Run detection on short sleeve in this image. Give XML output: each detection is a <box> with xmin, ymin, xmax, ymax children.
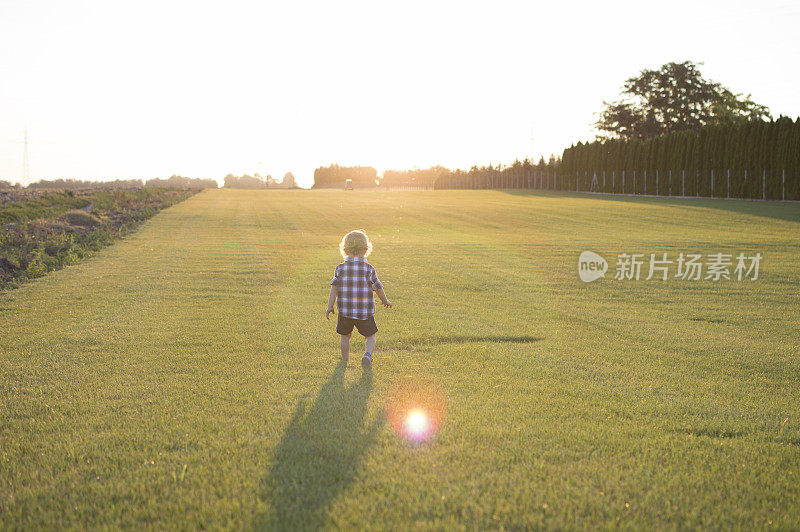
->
<box><xmin>369</xmin><ymin>266</ymin><xmax>383</xmax><ymax>290</ymax></box>
<box><xmin>330</xmin><ymin>265</ymin><xmax>342</xmax><ymax>287</ymax></box>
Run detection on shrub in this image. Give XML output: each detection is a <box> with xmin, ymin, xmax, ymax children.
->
<box><xmin>25</xmin><ymin>258</ymin><xmax>48</xmax><ymax>278</ymax></box>
<box><xmin>1</xmin><ymin>187</ymin><xmax>197</xmax><ymax>290</ymax></box>
<box><xmin>0</xmin><ymin>193</ymin><xmax>91</xmax><ymax>224</ymax></box>
<box><xmin>0</xmin><ymin>256</ymin><xmax>19</xmax><ymax>276</ymax></box>
<box><xmin>61</xmin><ymin>210</ymin><xmax>102</xmax><ymax>228</ymax></box>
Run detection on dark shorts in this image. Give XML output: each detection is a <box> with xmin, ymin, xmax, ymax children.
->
<box><xmin>336</xmin><ymin>314</ymin><xmax>378</xmax><ymax>337</ymax></box>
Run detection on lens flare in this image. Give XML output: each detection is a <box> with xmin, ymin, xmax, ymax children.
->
<box><xmin>405</xmin><ymin>409</ymin><xmax>430</xmax><ymax>439</ymax></box>
<box><xmin>386</xmin><ymin>377</ymin><xmax>446</xmax><ymax>444</ymax></box>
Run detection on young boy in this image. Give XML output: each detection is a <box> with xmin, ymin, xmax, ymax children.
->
<box><xmin>326</xmin><ymin>230</ymin><xmax>391</xmax><ymax>368</ymax></box>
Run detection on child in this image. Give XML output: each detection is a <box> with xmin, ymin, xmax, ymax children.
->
<box><xmin>326</xmin><ymin>230</ymin><xmax>391</xmax><ymax>368</ymax></box>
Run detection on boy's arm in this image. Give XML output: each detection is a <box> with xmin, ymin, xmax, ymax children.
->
<box><xmin>326</xmin><ymin>285</ymin><xmax>338</xmax><ymax>319</ymax></box>
<box><xmin>374</xmin><ymin>287</ymin><xmax>392</xmax><ymax>308</ymax></box>
<box><xmin>369</xmin><ymin>266</ymin><xmax>391</xmax><ymax>308</ymax></box>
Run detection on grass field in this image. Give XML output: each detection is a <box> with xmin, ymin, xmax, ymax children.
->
<box><xmin>2</xmin><ymin>189</ymin><xmax>799</xmax><ymax>529</ymax></box>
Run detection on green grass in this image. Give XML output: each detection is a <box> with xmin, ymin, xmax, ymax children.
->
<box><xmin>0</xmin><ymin>192</ymin><xmax>90</xmax><ymax>224</ymax></box>
<box><xmin>0</xmin><ymin>187</ymin><xmax>197</xmax><ymax>290</ymax></box>
<box><xmin>1</xmin><ymin>189</ymin><xmax>799</xmax><ymax>529</ymax></box>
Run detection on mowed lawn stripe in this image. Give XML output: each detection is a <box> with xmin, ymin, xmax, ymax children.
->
<box><xmin>1</xmin><ymin>190</ymin><xmax>305</xmax><ymax>527</ymax></box>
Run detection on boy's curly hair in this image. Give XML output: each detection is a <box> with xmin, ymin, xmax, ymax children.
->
<box><xmin>339</xmin><ymin>230</ymin><xmax>372</xmax><ymax>259</ymax></box>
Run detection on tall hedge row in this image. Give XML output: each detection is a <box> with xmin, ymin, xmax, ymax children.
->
<box><xmin>432</xmin><ymin>118</ymin><xmax>799</xmax><ymax>200</ymax></box>
<box><xmin>560</xmin><ymin>117</ymin><xmax>800</xmax><ymax>199</ymax></box>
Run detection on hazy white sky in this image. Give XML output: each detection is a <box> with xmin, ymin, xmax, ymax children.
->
<box><xmin>1</xmin><ymin>0</ymin><xmax>798</xmax><ymax>188</ymax></box>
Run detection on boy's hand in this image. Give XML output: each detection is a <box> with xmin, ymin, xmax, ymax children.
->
<box><xmin>326</xmin><ymin>307</ymin><xmax>335</xmax><ymax>320</ymax></box>
<box><xmin>374</xmin><ymin>287</ymin><xmax>391</xmax><ymax>309</ymax></box>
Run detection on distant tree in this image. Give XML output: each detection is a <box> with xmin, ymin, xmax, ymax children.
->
<box><xmin>145</xmin><ymin>175</ymin><xmax>217</xmax><ymax>189</ymax></box>
<box><xmin>281</xmin><ymin>172</ymin><xmax>296</xmax><ymax>188</ymax></box>
<box><xmin>432</xmin><ymin>157</ymin><xmax>559</xmax><ymax>190</ymax></box>
<box><xmin>223</xmin><ymin>174</ymin><xmax>266</xmax><ymax>189</ymax></box>
<box><xmin>710</xmin><ymin>88</ymin><xmax>772</xmax><ymax>125</ymax></box>
<box><xmin>29</xmin><ymin>178</ymin><xmax>144</xmax><ymax>190</ymax></box>
<box><xmin>313</xmin><ymin>165</ymin><xmax>378</xmax><ymax>188</ymax></box>
<box><xmin>596</xmin><ymin>61</ymin><xmax>771</xmax><ymax>140</ymax></box>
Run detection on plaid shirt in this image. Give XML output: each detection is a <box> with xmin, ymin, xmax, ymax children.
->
<box><xmin>330</xmin><ymin>256</ymin><xmax>383</xmax><ymax>320</ymax></box>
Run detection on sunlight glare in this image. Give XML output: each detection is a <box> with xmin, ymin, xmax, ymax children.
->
<box><xmin>405</xmin><ymin>409</ymin><xmax>430</xmax><ymax>439</ymax></box>
<box><xmin>386</xmin><ymin>377</ymin><xmax>445</xmax><ymax>445</ymax></box>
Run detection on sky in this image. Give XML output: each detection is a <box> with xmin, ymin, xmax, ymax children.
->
<box><xmin>1</xmin><ymin>0</ymin><xmax>798</xmax><ymax>188</ymax></box>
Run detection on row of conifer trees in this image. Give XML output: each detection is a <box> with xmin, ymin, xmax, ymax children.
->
<box><xmin>558</xmin><ymin>116</ymin><xmax>800</xmax><ymax>199</ymax></box>
<box><xmin>434</xmin><ymin>117</ymin><xmax>800</xmax><ymax>200</ymax></box>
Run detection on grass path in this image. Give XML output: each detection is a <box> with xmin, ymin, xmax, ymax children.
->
<box><xmin>1</xmin><ymin>189</ymin><xmax>799</xmax><ymax>529</ymax></box>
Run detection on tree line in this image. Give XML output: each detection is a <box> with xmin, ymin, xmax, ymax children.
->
<box><xmin>560</xmin><ymin>116</ymin><xmax>800</xmax><ymax>199</ymax></box>
<box><xmin>403</xmin><ymin>61</ymin><xmax>800</xmax><ymax>200</ymax></box>
<box><xmin>381</xmin><ymin>166</ymin><xmax>448</xmax><ymax>188</ymax></box>
<box><xmin>431</xmin><ymin>118</ymin><xmax>800</xmax><ymax>200</ymax></box>
<box><xmin>312</xmin><ymin>165</ymin><xmax>378</xmax><ymax>188</ymax></box>
<box><xmin>223</xmin><ymin>172</ymin><xmax>297</xmax><ymax>189</ymax></box>
<box><xmin>144</xmin><ymin>175</ymin><xmax>218</xmax><ymax>189</ymax></box>
<box><xmin>313</xmin><ymin>160</ymin><xmax>562</xmax><ymax>190</ymax></box>
<box><xmin>433</xmin><ymin>157</ymin><xmax>559</xmax><ymax>190</ymax></box>
<box><xmin>0</xmin><ymin>176</ymin><xmax>218</xmax><ymax>190</ymax></box>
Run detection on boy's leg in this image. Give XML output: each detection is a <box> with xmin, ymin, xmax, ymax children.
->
<box><xmin>365</xmin><ymin>334</ymin><xmax>376</xmax><ymax>357</ymax></box>
<box><xmin>340</xmin><ymin>333</ymin><xmax>351</xmax><ymax>362</ymax></box>
<box><xmin>362</xmin><ymin>334</ymin><xmax>376</xmax><ymax>368</ymax></box>
<box><xmin>356</xmin><ymin>317</ymin><xmax>378</xmax><ymax>369</ymax></box>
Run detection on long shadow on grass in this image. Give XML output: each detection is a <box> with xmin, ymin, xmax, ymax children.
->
<box><xmin>420</xmin><ymin>334</ymin><xmax>543</xmax><ymax>344</ymax></box>
<box><xmin>255</xmin><ymin>361</ymin><xmax>384</xmax><ymax>530</ymax></box>
<box><xmin>500</xmin><ymin>189</ymin><xmax>800</xmax><ymax>224</ymax></box>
